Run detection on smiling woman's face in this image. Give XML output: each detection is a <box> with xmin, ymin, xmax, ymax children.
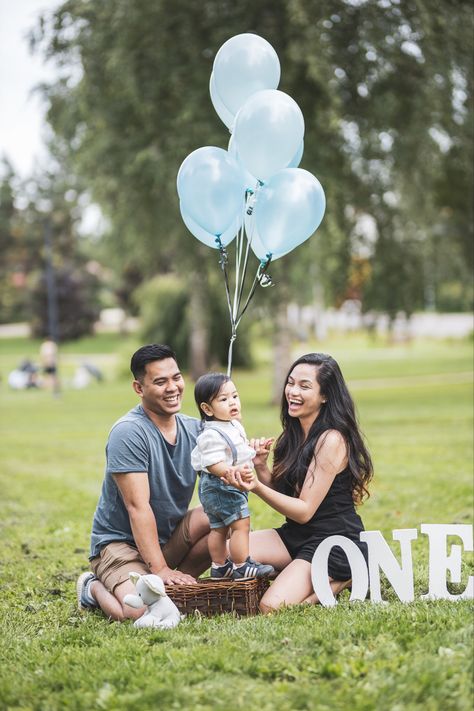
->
<box><xmin>284</xmin><ymin>363</ymin><xmax>326</xmax><ymax>421</ymax></box>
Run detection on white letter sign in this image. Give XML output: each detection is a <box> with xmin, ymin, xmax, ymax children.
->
<box><xmin>311</xmin><ymin>535</ymin><xmax>369</xmax><ymax>607</ymax></box>
<box><xmin>420</xmin><ymin>524</ymin><xmax>473</xmax><ymax>600</ymax></box>
<box><xmin>360</xmin><ymin>529</ymin><xmax>418</xmax><ymax>603</ymax></box>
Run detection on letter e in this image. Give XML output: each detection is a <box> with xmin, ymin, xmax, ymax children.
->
<box><xmin>421</xmin><ymin>524</ymin><xmax>473</xmax><ymax>600</ymax></box>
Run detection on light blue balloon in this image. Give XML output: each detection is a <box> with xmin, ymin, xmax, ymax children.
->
<box><xmin>288</xmin><ymin>140</ymin><xmax>304</xmax><ymax>168</ymax></box>
<box><xmin>228</xmin><ymin>136</ymin><xmax>301</xmax><ymax>189</ymax></box>
<box><xmin>228</xmin><ymin>134</ymin><xmax>259</xmax><ymax>192</ymax></box>
<box><xmin>177</xmin><ymin>146</ymin><xmax>246</xmax><ymax>236</ymax></box>
<box><xmin>253</xmin><ymin>168</ymin><xmax>326</xmax><ymax>258</ymax></box>
<box><xmin>209</xmin><ymin>72</ymin><xmax>234</xmax><ymax>130</ymax></box>
<box><xmin>233</xmin><ymin>90</ymin><xmax>305</xmax><ymax>181</ymax></box>
<box><xmin>213</xmin><ymin>33</ymin><xmax>280</xmax><ymax>116</ymax></box>
<box><xmin>244</xmin><ymin>210</ymin><xmax>292</xmax><ymax>262</ymax></box>
<box><xmin>180</xmin><ymin>203</ymin><xmax>241</xmax><ymax>249</ymax></box>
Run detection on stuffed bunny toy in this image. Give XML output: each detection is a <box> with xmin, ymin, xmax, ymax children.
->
<box><xmin>123</xmin><ymin>572</ymin><xmax>182</xmax><ymax>629</ymax></box>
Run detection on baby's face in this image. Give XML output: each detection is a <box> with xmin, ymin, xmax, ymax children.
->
<box><xmin>207</xmin><ymin>380</ymin><xmax>241</xmax><ymax>421</ymax></box>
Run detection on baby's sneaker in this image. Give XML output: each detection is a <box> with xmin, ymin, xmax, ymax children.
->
<box><xmin>210</xmin><ymin>559</ymin><xmax>234</xmax><ymax>580</ymax></box>
<box><xmin>233</xmin><ymin>557</ymin><xmax>275</xmax><ymax>580</ymax></box>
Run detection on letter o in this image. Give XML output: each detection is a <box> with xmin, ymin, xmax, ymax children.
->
<box><xmin>311</xmin><ymin>535</ymin><xmax>369</xmax><ymax>607</ymax></box>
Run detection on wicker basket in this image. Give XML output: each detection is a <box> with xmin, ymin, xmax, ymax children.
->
<box><xmin>165</xmin><ymin>577</ymin><xmax>270</xmax><ymax>617</ymax></box>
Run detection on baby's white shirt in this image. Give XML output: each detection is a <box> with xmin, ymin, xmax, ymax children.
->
<box><xmin>191</xmin><ymin>420</ymin><xmax>255</xmax><ymax>472</ymax></box>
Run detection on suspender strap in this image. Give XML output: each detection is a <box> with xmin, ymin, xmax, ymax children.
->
<box><xmin>203</xmin><ymin>425</ymin><xmax>238</xmax><ymax>466</ymax></box>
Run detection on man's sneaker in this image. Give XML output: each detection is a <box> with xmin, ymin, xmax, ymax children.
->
<box><xmin>76</xmin><ymin>572</ymin><xmax>98</xmax><ymax>610</ymax></box>
<box><xmin>211</xmin><ymin>559</ymin><xmax>234</xmax><ymax>580</ymax></box>
<box><xmin>233</xmin><ymin>557</ymin><xmax>275</xmax><ymax>580</ymax></box>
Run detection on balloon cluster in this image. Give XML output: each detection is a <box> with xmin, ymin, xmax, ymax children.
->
<box><xmin>177</xmin><ymin>33</ymin><xmax>326</xmax><ymax>374</ymax></box>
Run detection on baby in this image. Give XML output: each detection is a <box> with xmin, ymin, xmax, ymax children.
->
<box><xmin>191</xmin><ymin>373</ymin><xmax>274</xmax><ymax>580</ymax></box>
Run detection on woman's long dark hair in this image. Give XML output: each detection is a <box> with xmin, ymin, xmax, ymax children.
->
<box><xmin>272</xmin><ymin>353</ymin><xmax>373</xmax><ymax>504</ymax></box>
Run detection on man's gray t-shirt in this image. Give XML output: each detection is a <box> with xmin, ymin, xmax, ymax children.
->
<box><xmin>90</xmin><ymin>405</ymin><xmax>201</xmax><ymax>559</ymax></box>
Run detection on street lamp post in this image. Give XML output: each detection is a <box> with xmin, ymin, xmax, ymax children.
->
<box><xmin>43</xmin><ymin>217</ymin><xmax>60</xmax><ymax>396</ymax></box>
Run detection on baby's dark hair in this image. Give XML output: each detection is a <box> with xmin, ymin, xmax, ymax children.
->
<box><xmin>194</xmin><ymin>372</ymin><xmax>230</xmax><ymax>421</ymax></box>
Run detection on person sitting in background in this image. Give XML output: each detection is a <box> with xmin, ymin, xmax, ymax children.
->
<box><xmin>39</xmin><ymin>338</ymin><xmax>59</xmax><ymax>391</ymax></box>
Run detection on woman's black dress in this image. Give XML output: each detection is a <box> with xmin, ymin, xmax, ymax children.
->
<box><xmin>274</xmin><ymin>467</ymin><xmax>368</xmax><ymax>581</ymax></box>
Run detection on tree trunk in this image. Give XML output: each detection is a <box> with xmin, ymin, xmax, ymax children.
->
<box><xmin>271</xmin><ymin>301</ymin><xmax>292</xmax><ymax>405</ymax></box>
<box><xmin>188</xmin><ymin>276</ymin><xmax>208</xmax><ymax>381</ymax></box>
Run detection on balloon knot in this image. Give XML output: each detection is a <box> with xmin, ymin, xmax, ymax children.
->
<box><xmin>216</xmin><ymin>236</ymin><xmax>228</xmax><ymax>268</ymax></box>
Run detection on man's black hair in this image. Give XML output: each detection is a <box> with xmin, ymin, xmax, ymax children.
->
<box><xmin>130</xmin><ymin>344</ymin><xmax>177</xmax><ymax>381</ymax></box>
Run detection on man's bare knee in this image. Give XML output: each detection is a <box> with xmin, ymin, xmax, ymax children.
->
<box><xmin>121</xmin><ymin>603</ymin><xmax>146</xmax><ymax>621</ymax></box>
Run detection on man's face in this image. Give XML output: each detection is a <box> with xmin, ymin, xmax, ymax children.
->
<box><xmin>133</xmin><ymin>358</ymin><xmax>184</xmax><ymax>417</ymax></box>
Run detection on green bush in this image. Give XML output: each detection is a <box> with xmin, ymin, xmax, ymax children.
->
<box><xmin>135</xmin><ymin>273</ymin><xmax>252</xmax><ymax>372</ymax></box>
<box><xmin>136</xmin><ymin>274</ymin><xmax>190</xmax><ymax>364</ymax></box>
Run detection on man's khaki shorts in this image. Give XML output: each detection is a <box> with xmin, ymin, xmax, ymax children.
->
<box><xmin>90</xmin><ymin>508</ymin><xmax>193</xmax><ymax>593</ymax></box>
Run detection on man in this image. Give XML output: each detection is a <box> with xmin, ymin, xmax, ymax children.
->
<box><xmin>76</xmin><ymin>344</ymin><xmax>211</xmax><ymax>621</ymax></box>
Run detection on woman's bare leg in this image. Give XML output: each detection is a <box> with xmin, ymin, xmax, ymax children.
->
<box><xmin>302</xmin><ymin>579</ymin><xmax>352</xmax><ymax>605</ymax></box>
<box><xmin>259</xmin><ymin>559</ymin><xmax>315</xmax><ymax>613</ymax></box>
<box><xmin>248</xmin><ymin>529</ymin><xmax>292</xmax><ymax>570</ymax></box>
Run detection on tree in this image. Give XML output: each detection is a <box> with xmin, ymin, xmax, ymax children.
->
<box><xmin>0</xmin><ymin>160</ymin><xmax>23</xmax><ymax>323</ymax></box>
<box><xmin>30</xmin><ymin>263</ymin><xmax>101</xmax><ymax>340</ymax></box>
<box><xmin>32</xmin><ymin>0</ymin><xmax>473</xmax><ymax>369</ymax></box>
<box><xmin>0</xmin><ymin>156</ymin><xmax>104</xmax><ymax>339</ymax></box>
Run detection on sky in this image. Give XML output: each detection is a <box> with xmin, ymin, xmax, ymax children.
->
<box><xmin>0</xmin><ymin>0</ymin><xmax>61</xmax><ymax>178</ymax></box>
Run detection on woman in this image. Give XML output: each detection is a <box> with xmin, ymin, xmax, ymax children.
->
<box><xmin>231</xmin><ymin>353</ymin><xmax>373</xmax><ymax>613</ymax></box>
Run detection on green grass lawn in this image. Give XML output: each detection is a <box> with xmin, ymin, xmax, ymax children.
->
<box><xmin>0</xmin><ymin>334</ymin><xmax>472</xmax><ymax>710</ymax></box>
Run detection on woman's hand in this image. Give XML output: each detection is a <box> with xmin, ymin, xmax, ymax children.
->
<box><xmin>250</xmin><ymin>437</ymin><xmax>274</xmax><ymax>468</ymax></box>
<box><xmin>221</xmin><ymin>468</ymin><xmax>259</xmax><ymax>492</ymax></box>
<box><xmin>220</xmin><ymin>464</ymin><xmax>253</xmax><ymax>486</ymax></box>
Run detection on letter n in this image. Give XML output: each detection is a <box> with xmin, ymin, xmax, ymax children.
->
<box><xmin>360</xmin><ymin>529</ymin><xmax>418</xmax><ymax>603</ymax></box>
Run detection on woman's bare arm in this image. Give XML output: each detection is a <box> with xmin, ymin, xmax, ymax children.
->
<box><xmin>234</xmin><ymin>430</ymin><xmax>347</xmax><ymax>524</ymax></box>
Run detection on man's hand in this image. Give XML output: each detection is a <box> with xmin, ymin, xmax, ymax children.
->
<box><xmin>154</xmin><ymin>566</ymin><xmax>196</xmax><ymax>585</ymax></box>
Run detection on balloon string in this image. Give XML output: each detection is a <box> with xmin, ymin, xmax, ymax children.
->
<box><xmin>220</xmin><ymin>185</ymin><xmax>268</xmax><ymax>375</ymax></box>
<box><xmin>216</xmin><ymin>236</ymin><xmax>235</xmax><ymax>337</ymax></box>
<box><xmin>235</xmin><ymin>256</ymin><xmax>272</xmax><ymax>328</ymax></box>
<box><xmin>233</xmin><ymin>219</ymin><xmax>245</xmax><ymax>320</ymax></box>
<box><xmin>235</xmin><ymin>190</ymin><xmax>253</xmax><ymax>319</ymax></box>
<box><xmin>227</xmin><ymin>331</ymin><xmax>237</xmax><ymax>377</ymax></box>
